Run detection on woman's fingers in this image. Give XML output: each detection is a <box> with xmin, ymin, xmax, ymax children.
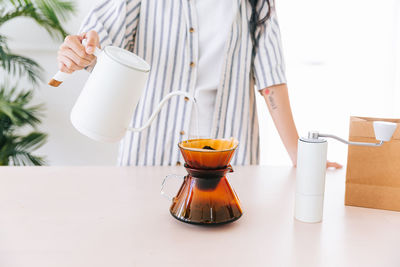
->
<box><xmin>84</xmin><ymin>30</ymin><xmax>100</xmax><ymax>54</ymax></box>
<box><xmin>57</xmin><ymin>54</ymin><xmax>81</xmax><ymax>73</ymax></box>
<box><xmin>63</xmin><ymin>35</ymin><xmax>87</xmax><ymax>58</ymax></box>
<box><xmin>58</xmin><ymin>62</ymin><xmax>73</xmax><ymax>74</ymax></box>
<box><xmin>60</xmin><ymin>38</ymin><xmax>96</xmax><ymax>63</ymax></box>
<box><xmin>327</xmin><ymin>161</ymin><xmax>343</xmax><ymax>169</ymax></box>
<box><xmin>57</xmin><ymin>34</ymin><xmax>97</xmax><ymax>73</ymax></box>
<box><xmin>59</xmin><ymin>47</ymin><xmax>92</xmax><ymax>68</ymax></box>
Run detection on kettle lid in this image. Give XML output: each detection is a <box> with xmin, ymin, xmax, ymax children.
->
<box><xmin>104</xmin><ymin>46</ymin><xmax>150</xmax><ymax>72</ymax></box>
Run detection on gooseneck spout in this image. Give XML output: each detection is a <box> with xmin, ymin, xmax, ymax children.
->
<box><xmin>127</xmin><ymin>91</ymin><xmax>195</xmax><ymax>132</ymax></box>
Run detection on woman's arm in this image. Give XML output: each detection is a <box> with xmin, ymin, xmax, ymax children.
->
<box><xmin>261</xmin><ymin>84</ymin><xmax>299</xmax><ymax>166</ymax></box>
<box><xmin>261</xmin><ymin>84</ymin><xmax>342</xmax><ymax>169</ymax></box>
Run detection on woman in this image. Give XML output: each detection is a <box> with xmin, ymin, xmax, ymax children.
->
<box><xmin>57</xmin><ymin>0</ymin><xmax>341</xmax><ymax>168</ymax></box>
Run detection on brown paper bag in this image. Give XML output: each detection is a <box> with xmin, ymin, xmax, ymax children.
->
<box><xmin>345</xmin><ymin>116</ymin><xmax>400</xmax><ymax>211</ymax></box>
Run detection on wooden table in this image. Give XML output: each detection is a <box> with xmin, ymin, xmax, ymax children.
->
<box><xmin>0</xmin><ymin>166</ymin><xmax>398</xmax><ymax>267</ymax></box>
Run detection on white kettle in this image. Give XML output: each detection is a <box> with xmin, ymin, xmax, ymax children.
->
<box><xmin>50</xmin><ymin>44</ymin><xmax>193</xmax><ymax>143</ymax></box>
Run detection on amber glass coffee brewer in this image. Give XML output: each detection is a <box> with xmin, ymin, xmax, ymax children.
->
<box><xmin>161</xmin><ymin>138</ymin><xmax>243</xmax><ymax>225</ymax></box>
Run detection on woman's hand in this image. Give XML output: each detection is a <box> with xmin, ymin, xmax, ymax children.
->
<box><xmin>327</xmin><ymin>161</ymin><xmax>343</xmax><ymax>169</ymax></box>
<box><xmin>57</xmin><ymin>30</ymin><xmax>100</xmax><ymax>73</ymax></box>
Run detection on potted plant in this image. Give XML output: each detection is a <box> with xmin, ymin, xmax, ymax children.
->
<box><xmin>0</xmin><ymin>0</ymin><xmax>75</xmax><ymax>165</ymax></box>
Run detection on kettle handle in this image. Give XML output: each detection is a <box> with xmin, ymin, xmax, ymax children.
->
<box><xmin>128</xmin><ymin>91</ymin><xmax>195</xmax><ymax>132</ymax></box>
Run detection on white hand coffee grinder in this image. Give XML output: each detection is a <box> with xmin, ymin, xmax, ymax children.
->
<box><xmin>295</xmin><ymin>121</ymin><xmax>397</xmax><ymax>223</ymax></box>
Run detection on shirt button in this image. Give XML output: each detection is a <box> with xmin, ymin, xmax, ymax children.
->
<box><xmin>180</xmin><ymin>130</ymin><xmax>185</xmax><ymax>135</ymax></box>
<box><xmin>189</xmin><ymin>27</ymin><xmax>195</xmax><ymax>33</ymax></box>
<box><xmin>184</xmin><ymin>96</ymin><xmax>190</xmax><ymax>102</ymax></box>
<box><xmin>190</xmin><ymin>62</ymin><xmax>195</xmax><ymax>68</ymax></box>
<box><xmin>176</xmin><ymin>161</ymin><xmax>181</xmax><ymax>166</ymax></box>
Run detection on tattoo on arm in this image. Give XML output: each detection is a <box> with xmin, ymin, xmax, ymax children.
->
<box><xmin>268</xmin><ymin>91</ymin><xmax>278</xmax><ymax>110</ymax></box>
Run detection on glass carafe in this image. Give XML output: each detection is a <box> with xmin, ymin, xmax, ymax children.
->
<box><xmin>162</xmin><ymin>138</ymin><xmax>243</xmax><ymax>225</ymax></box>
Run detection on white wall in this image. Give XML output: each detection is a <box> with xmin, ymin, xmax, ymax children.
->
<box><xmin>1</xmin><ymin>0</ymin><xmax>398</xmax><ymax>166</ymax></box>
<box><xmin>258</xmin><ymin>0</ymin><xmax>400</xmax><ymax>165</ymax></box>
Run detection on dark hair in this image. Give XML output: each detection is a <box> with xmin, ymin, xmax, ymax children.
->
<box><xmin>248</xmin><ymin>0</ymin><xmax>273</xmax><ymax>72</ymax></box>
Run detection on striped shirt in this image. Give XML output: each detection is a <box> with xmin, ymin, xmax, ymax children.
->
<box><xmin>79</xmin><ymin>0</ymin><xmax>287</xmax><ymax>166</ymax></box>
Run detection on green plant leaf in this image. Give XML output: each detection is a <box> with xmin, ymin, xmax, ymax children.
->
<box><xmin>0</xmin><ymin>50</ymin><xmax>43</xmax><ymax>86</ymax></box>
<box><xmin>11</xmin><ymin>150</ymin><xmax>46</xmax><ymax>166</ymax></box>
<box><xmin>0</xmin><ymin>0</ymin><xmax>76</xmax><ymax>40</ymax></box>
<box><xmin>0</xmin><ymin>84</ymin><xmax>44</xmax><ymax>127</ymax></box>
<box><xmin>17</xmin><ymin>131</ymin><xmax>47</xmax><ymax>152</ymax></box>
<box><xmin>0</xmin><ymin>131</ymin><xmax>47</xmax><ymax>166</ymax></box>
